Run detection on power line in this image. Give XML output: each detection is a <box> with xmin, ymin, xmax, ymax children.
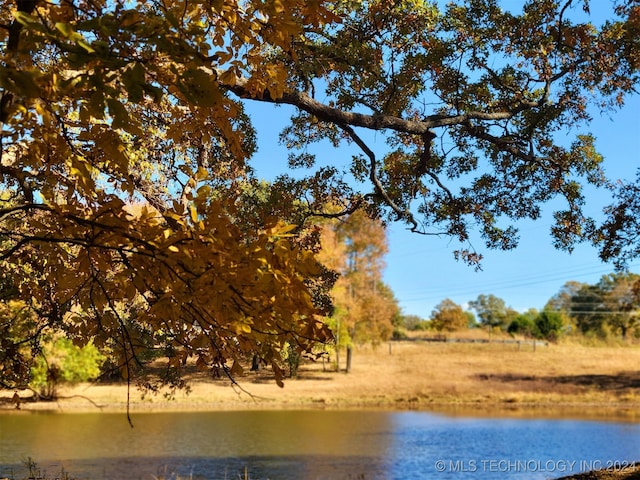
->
<box><xmin>398</xmin><ymin>262</ymin><xmax>640</xmax><ymax>304</ymax></box>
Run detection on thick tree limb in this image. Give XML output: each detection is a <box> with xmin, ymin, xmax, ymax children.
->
<box><xmin>220</xmin><ymin>70</ymin><xmax>540</xmax><ymax>136</ymax></box>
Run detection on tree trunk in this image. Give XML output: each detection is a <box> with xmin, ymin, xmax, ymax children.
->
<box><xmin>251</xmin><ymin>354</ymin><xmax>260</xmax><ymax>371</ymax></box>
<box><xmin>345</xmin><ymin>345</ymin><xmax>352</xmax><ymax>373</ymax></box>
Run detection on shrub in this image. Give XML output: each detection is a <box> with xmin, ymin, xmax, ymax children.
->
<box><xmin>535</xmin><ymin>311</ymin><xmax>564</xmax><ymax>342</ymax></box>
<box><xmin>507</xmin><ymin>315</ymin><xmax>539</xmax><ymax>338</ymax></box>
<box><xmin>30</xmin><ymin>337</ymin><xmax>105</xmax><ymax>399</ymax></box>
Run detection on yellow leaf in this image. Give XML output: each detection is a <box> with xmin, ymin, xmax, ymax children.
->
<box><xmin>55</xmin><ymin>22</ymin><xmax>75</xmax><ymax>37</ymax></box>
<box><xmin>219</xmin><ymin>68</ymin><xmax>238</xmax><ymax>86</ymax></box>
<box><xmin>78</xmin><ymin>39</ymin><xmax>96</xmax><ymax>53</ymax></box>
<box><xmin>273</xmin><ymin>0</ymin><xmax>285</xmax><ymax>14</ymax></box>
<box><xmin>268</xmin><ymin>222</ymin><xmax>298</xmax><ymax>236</ymax></box>
<box><xmin>189</xmin><ymin>205</ymin><xmax>198</xmax><ymax>223</ymax></box>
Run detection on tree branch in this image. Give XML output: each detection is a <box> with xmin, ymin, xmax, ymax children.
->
<box><xmin>337</xmin><ymin>123</ymin><xmax>420</xmax><ymax>232</ymax></box>
<box><xmin>219</xmin><ymin>70</ymin><xmax>538</xmax><ymax>136</ymax></box>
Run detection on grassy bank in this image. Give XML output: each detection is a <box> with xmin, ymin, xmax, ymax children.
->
<box><xmin>2</xmin><ymin>337</ymin><xmax>639</xmax><ymax>419</ymax></box>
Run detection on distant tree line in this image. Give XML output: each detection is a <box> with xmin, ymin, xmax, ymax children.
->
<box><xmin>397</xmin><ymin>272</ymin><xmax>640</xmax><ymax>342</ymax></box>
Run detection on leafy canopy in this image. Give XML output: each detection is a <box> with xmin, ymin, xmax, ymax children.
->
<box><xmin>0</xmin><ymin>0</ymin><xmax>338</xmax><ymax>389</ymax></box>
<box><xmin>0</xmin><ymin>0</ymin><xmax>638</xmax><ymax>390</ymax></box>
<box><xmin>430</xmin><ymin>298</ymin><xmax>469</xmax><ymax>332</ymax></box>
<box><xmin>558</xmin><ymin>272</ymin><xmax>640</xmax><ymax>339</ymax></box>
<box><xmin>257</xmin><ymin>0</ymin><xmax>639</xmax><ymax>264</ymax></box>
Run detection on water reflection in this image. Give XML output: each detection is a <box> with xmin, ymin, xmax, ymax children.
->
<box><xmin>1</xmin><ymin>410</ymin><xmax>393</xmax><ymax>479</ymax></box>
<box><xmin>1</xmin><ymin>410</ymin><xmax>638</xmax><ymax>480</ymax></box>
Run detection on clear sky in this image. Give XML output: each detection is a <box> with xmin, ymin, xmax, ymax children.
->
<box><xmin>246</xmin><ymin>26</ymin><xmax>640</xmax><ymax>319</ymax></box>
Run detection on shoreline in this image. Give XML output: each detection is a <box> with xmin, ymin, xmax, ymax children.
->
<box><xmin>2</xmin><ymin>382</ymin><xmax>639</xmax><ymax>423</ymax></box>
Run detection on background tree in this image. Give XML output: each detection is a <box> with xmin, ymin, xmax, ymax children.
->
<box><xmin>469</xmin><ymin>294</ymin><xmax>518</xmax><ymax>333</ymax></box>
<box><xmin>316</xmin><ymin>223</ymin><xmax>351</xmax><ymax>370</ymax></box>
<box><xmin>430</xmin><ymin>298</ymin><xmax>469</xmax><ymax>332</ymax></box>
<box><xmin>30</xmin><ymin>337</ymin><xmax>105</xmax><ymax>400</ymax></box>
<box><xmin>551</xmin><ymin>273</ymin><xmax>640</xmax><ymax>339</ymax></box>
<box><xmin>464</xmin><ymin>310</ymin><xmax>477</xmax><ymax>329</ymax></box>
<box><xmin>546</xmin><ymin>281</ymin><xmax>579</xmax><ymax>311</ymax></box>
<box><xmin>569</xmin><ymin>283</ymin><xmax>609</xmax><ymax>337</ymax></box>
<box><xmin>399</xmin><ymin>314</ymin><xmax>430</xmax><ymax>332</ymax></box>
<box><xmin>507</xmin><ymin>308</ymin><xmax>563</xmax><ymax>341</ymax></box>
<box><xmin>334</xmin><ymin>211</ymin><xmax>398</xmax><ymax>346</ymax></box>
<box><xmin>318</xmin><ymin>210</ymin><xmax>399</xmax><ymax>370</ymax></box>
<box><xmin>601</xmin><ymin>273</ymin><xmax>640</xmax><ymax>339</ymax></box>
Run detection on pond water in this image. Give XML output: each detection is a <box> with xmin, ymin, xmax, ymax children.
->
<box><xmin>1</xmin><ymin>409</ymin><xmax>639</xmax><ymax>479</ymax></box>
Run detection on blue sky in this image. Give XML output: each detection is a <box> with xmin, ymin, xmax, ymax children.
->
<box><xmin>246</xmin><ymin>3</ymin><xmax>640</xmax><ymax>319</ymax></box>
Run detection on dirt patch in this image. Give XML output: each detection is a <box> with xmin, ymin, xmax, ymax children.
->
<box><xmin>475</xmin><ymin>371</ymin><xmax>640</xmax><ymax>393</ymax></box>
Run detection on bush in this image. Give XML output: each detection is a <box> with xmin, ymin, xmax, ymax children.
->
<box><xmin>392</xmin><ymin>327</ymin><xmax>408</xmax><ymax>340</ymax></box>
<box><xmin>30</xmin><ymin>337</ymin><xmax>105</xmax><ymax>399</ymax></box>
<box><xmin>535</xmin><ymin>311</ymin><xmax>564</xmax><ymax>341</ymax></box>
<box><xmin>507</xmin><ymin>315</ymin><xmax>538</xmax><ymax>338</ymax></box>
<box><xmin>400</xmin><ymin>314</ymin><xmax>430</xmax><ymax>331</ymax></box>
<box><xmin>285</xmin><ymin>344</ymin><xmax>301</xmax><ymax>378</ymax></box>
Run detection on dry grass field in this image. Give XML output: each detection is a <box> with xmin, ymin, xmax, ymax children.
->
<box><xmin>3</xmin><ymin>336</ymin><xmax>639</xmax><ymax>420</ymax></box>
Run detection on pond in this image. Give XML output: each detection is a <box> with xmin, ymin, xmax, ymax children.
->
<box><xmin>1</xmin><ymin>409</ymin><xmax>639</xmax><ymax>479</ymax></box>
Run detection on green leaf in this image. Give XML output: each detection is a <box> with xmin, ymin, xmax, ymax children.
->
<box><xmin>55</xmin><ymin>22</ymin><xmax>77</xmax><ymax>38</ymax></box>
<box><xmin>55</xmin><ymin>22</ymin><xmax>95</xmax><ymax>52</ymax></box>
